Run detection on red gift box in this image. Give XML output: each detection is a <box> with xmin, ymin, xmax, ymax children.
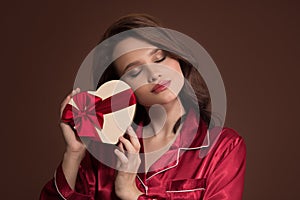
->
<box><xmin>61</xmin><ymin>80</ymin><xmax>136</xmax><ymax>144</ymax></box>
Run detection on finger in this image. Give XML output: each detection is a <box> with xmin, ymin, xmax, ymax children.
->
<box><xmin>114</xmin><ymin>149</ymin><xmax>128</xmax><ymax>165</ymax></box>
<box><xmin>119</xmin><ymin>142</ymin><xmax>125</xmax><ymax>153</ymax></box>
<box><xmin>71</xmin><ymin>88</ymin><xmax>81</xmax><ymax>97</ymax></box>
<box><xmin>127</xmin><ymin>126</ymin><xmax>140</xmax><ymax>150</ymax></box>
<box><xmin>119</xmin><ymin>136</ymin><xmax>136</xmax><ymax>153</ymax></box>
<box><xmin>60</xmin><ymin>88</ymin><xmax>81</xmax><ymax>117</ymax></box>
<box><xmin>62</xmin><ymin>88</ymin><xmax>80</xmax><ymax>106</ymax></box>
<box><xmin>61</xmin><ymin>94</ymin><xmax>71</xmax><ymax>107</ymax></box>
<box><xmin>117</xmin><ymin>141</ymin><xmax>125</xmax><ymax>153</ymax></box>
<box><xmin>60</xmin><ymin>90</ymin><xmax>74</xmax><ymax>109</ymax></box>
<box><xmin>60</xmin><ymin>96</ymin><xmax>71</xmax><ymax>118</ymax></box>
<box><xmin>126</xmin><ymin>126</ymin><xmax>137</xmax><ymax>137</ymax></box>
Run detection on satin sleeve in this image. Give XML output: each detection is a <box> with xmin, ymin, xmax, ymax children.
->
<box><xmin>203</xmin><ymin>134</ymin><xmax>247</xmax><ymax>200</ymax></box>
<box><xmin>39</xmin><ymin>153</ymin><xmax>96</xmax><ymax>200</ymax></box>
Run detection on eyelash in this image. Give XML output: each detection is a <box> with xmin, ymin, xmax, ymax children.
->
<box><xmin>154</xmin><ymin>55</ymin><xmax>166</xmax><ymax>63</ymax></box>
<box><xmin>129</xmin><ymin>68</ymin><xmax>142</xmax><ymax>77</ymax></box>
<box><xmin>130</xmin><ymin>72</ymin><xmax>140</xmax><ymax>77</ymax></box>
<box><xmin>128</xmin><ymin>53</ymin><xmax>166</xmax><ymax>78</ymax></box>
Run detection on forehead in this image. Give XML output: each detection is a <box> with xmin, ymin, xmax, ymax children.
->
<box><xmin>113</xmin><ymin>37</ymin><xmax>159</xmax><ymax>73</ymax></box>
<box><xmin>112</xmin><ymin>37</ymin><xmax>157</xmax><ymax>61</ymax></box>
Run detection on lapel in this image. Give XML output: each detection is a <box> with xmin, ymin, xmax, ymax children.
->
<box><xmin>136</xmin><ymin>108</ymin><xmax>210</xmax><ymax>182</ymax></box>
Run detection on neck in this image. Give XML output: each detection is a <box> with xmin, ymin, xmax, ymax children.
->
<box><xmin>144</xmin><ymin>98</ymin><xmax>186</xmax><ymax>138</ymax></box>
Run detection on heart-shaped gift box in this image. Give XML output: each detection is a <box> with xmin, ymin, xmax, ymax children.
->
<box><xmin>61</xmin><ymin>80</ymin><xmax>136</xmax><ymax>144</ymax></box>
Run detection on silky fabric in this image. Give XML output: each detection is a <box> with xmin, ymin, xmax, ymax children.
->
<box><xmin>40</xmin><ymin>108</ymin><xmax>246</xmax><ymax>200</ymax></box>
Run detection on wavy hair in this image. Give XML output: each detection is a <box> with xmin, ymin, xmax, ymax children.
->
<box><xmin>95</xmin><ymin>13</ymin><xmax>213</xmax><ymax>132</ymax></box>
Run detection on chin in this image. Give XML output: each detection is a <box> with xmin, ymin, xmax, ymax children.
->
<box><xmin>144</xmin><ymin>97</ymin><xmax>178</xmax><ymax>107</ymax></box>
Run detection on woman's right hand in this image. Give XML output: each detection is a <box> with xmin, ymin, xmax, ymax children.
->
<box><xmin>59</xmin><ymin>88</ymin><xmax>87</xmax><ymax>190</ymax></box>
<box><xmin>59</xmin><ymin>88</ymin><xmax>86</xmax><ymax>161</ymax></box>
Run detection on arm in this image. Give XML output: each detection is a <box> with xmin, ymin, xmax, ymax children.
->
<box><xmin>40</xmin><ymin>88</ymin><xmax>94</xmax><ymax>200</ymax></box>
<box><xmin>39</xmin><ymin>153</ymin><xmax>95</xmax><ymax>200</ymax></box>
<box><xmin>203</xmin><ymin>135</ymin><xmax>247</xmax><ymax>200</ymax></box>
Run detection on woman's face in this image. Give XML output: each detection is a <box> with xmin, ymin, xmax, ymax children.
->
<box><xmin>113</xmin><ymin>37</ymin><xmax>184</xmax><ymax>107</ymax></box>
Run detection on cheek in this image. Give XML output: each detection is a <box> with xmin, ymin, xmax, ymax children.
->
<box><xmin>162</xmin><ymin>61</ymin><xmax>184</xmax><ymax>94</ymax></box>
<box><xmin>134</xmin><ymin>86</ymin><xmax>151</xmax><ymax>104</ymax></box>
<box><xmin>134</xmin><ymin>86</ymin><xmax>179</xmax><ymax>107</ymax></box>
<box><xmin>135</xmin><ymin>86</ymin><xmax>146</xmax><ymax>96</ymax></box>
<box><xmin>166</xmin><ymin>59</ymin><xmax>183</xmax><ymax>75</ymax></box>
<box><xmin>120</xmin><ymin>72</ymin><xmax>149</xmax><ymax>91</ymax></box>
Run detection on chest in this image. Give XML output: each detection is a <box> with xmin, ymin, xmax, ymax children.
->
<box><xmin>142</xmin><ymin>138</ymin><xmax>174</xmax><ymax>172</ymax></box>
<box><xmin>136</xmin><ymin>149</ymin><xmax>209</xmax><ymax>199</ymax></box>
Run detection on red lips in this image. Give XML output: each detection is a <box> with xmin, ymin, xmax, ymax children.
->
<box><xmin>151</xmin><ymin>80</ymin><xmax>171</xmax><ymax>94</ymax></box>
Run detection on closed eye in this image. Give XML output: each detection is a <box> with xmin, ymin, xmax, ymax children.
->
<box><xmin>154</xmin><ymin>56</ymin><xmax>166</xmax><ymax>63</ymax></box>
<box><xmin>127</xmin><ymin>68</ymin><xmax>142</xmax><ymax>78</ymax></box>
<box><xmin>129</xmin><ymin>71</ymin><xmax>140</xmax><ymax>77</ymax></box>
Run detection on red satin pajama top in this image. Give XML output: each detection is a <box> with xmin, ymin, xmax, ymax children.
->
<box><xmin>40</xmin><ymin>109</ymin><xmax>246</xmax><ymax>200</ymax></box>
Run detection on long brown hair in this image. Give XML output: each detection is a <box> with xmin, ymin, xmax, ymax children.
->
<box><xmin>95</xmin><ymin>13</ymin><xmax>213</xmax><ymax>131</ymax></box>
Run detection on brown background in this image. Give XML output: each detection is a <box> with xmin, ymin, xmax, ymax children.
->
<box><xmin>1</xmin><ymin>1</ymin><xmax>299</xmax><ymax>199</ymax></box>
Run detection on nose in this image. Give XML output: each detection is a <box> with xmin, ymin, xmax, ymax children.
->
<box><xmin>146</xmin><ymin>67</ymin><xmax>162</xmax><ymax>83</ymax></box>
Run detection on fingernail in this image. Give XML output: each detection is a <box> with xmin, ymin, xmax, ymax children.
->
<box><xmin>127</xmin><ymin>126</ymin><xmax>133</xmax><ymax>132</ymax></box>
<box><xmin>114</xmin><ymin>149</ymin><xmax>119</xmax><ymax>155</ymax></box>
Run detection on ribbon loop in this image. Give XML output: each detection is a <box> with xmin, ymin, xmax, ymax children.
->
<box><xmin>61</xmin><ymin>89</ymin><xmax>136</xmax><ymax>142</ymax></box>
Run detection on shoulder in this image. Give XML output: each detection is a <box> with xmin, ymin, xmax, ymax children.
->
<box><xmin>202</xmin><ymin>126</ymin><xmax>246</xmax><ymax>160</ymax></box>
<box><xmin>216</xmin><ymin>127</ymin><xmax>245</xmax><ymax>148</ymax></box>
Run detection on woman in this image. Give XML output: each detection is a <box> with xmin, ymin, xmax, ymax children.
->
<box><xmin>40</xmin><ymin>14</ymin><xmax>246</xmax><ymax>200</ymax></box>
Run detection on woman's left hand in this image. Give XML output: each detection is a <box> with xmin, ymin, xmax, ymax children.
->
<box><xmin>114</xmin><ymin>126</ymin><xmax>143</xmax><ymax>200</ymax></box>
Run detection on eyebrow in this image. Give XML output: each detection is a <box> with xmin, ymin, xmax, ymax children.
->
<box><xmin>122</xmin><ymin>48</ymin><xmax>161</xmax><ymax>74</ymax></box>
